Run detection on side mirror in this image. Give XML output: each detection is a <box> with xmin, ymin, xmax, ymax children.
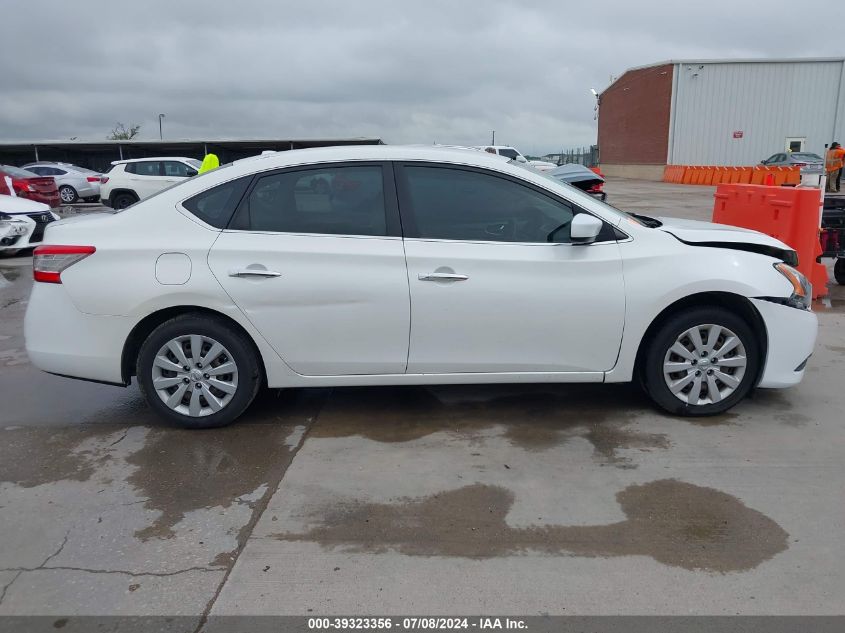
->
<box><xmin>570</xmin><ymin>214</ymin><xmax>603</xmax><ymax>244</ymax></box>
<box><xmin>186</xmin><ymin>169</ymin><xmax>198</xmax><ymax>177</ymax></box>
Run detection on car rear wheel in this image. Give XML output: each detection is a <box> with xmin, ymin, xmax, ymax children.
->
<box><xmin>112</xmin><ymin>192</ymin><xmax>137</xmax><ymax>209</ymax></box>
<box><xmin>642</xmin><ymin>306</ymin><xmax>760</xmax><ymax>416</ymax></box>
<box><xmin>59</xmin><ymin>185</ymin><xmax>78</xmax><ymax>204</ymax></box>
<box><xmin>137</xmin><ymin>314</ymin><xmax>262</xmax><ymax>428</ymax></box>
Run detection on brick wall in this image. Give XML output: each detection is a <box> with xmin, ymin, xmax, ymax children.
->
<box><xmin>598</xmin><ymin>64</ymin><xmax>673</xmax><ymax>165</ymax></box>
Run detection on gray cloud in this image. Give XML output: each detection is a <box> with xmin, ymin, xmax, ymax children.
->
<box><xmin>1</xmin><ymin>0</ymin><xmax>843</xmax><ymax>155</ymax></box>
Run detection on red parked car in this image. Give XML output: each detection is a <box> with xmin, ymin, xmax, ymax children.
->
<box><xmin>0</xmin><ymin>165</ymin><xmax>61</xmax><ymax>208</ymax></box>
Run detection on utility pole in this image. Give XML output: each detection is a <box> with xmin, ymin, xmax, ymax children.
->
<box><xmin>491</xmin><ymin>131</ymin><xmax>495</xmax><ymax>145</ymax></box>
<box><xmin>158</xmin><ymin>113</ymin><xmax>166</xmax><ymax>140</ymax></box>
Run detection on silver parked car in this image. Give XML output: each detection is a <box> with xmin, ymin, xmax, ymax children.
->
<box><xmin>22</xmin><ymin>162</ymin><xmax>102</xmax><ymax>204</ymax></box>
<box><xmin>760</xmin><ymin>152</ymin><xmax>824</xmax><ymax>168</ymax></box>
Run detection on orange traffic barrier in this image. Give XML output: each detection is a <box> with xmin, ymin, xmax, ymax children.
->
<box><xmin>664</xmin><ymin>165</ymin><xmax>800</xmax><ymax>186</ymax></box>
<box><xmin>712</xmin><ymin>184</ymin><xmax>828</xmax><ymax>298</ymax></box>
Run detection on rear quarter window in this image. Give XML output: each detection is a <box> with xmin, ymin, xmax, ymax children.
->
<box><xmin>182</xmin><ymin>176</ymin><xmax>251</xmax><ymax>228</ymax></box>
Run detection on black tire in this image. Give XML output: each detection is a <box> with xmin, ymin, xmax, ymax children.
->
<box><xmin>112</xmin><ymin>192</ymin><xmax>137</xmax><ymax>209</ymax></box>
<box><xmin>642</xmin><ymin>306</ymin><xmax>760</xmax><ymax>416</ymax></box>
<box><xmin>137</xmin><ymin>314</ymin><xmax>262</xmax><ymax>429</ymax></box>
<box><xmin>835</xmin><ymin>258</ymin><xmax>845</xmax><ymax>285</ymax></box>
<box><xmin>59</xmin><ymin>185</ymin><xmax>78</xmax><ymax>204</ymax></box>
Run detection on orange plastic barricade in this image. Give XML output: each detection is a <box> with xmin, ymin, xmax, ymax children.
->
<box><xmin>712</xmin><ymin>184</ymin><xmax>828</xmax><ymax>298</ymax></box>
<box><xmin>682</xmin><ymin>167</ymin><xmax>696</xmax><ymax>184</ymax></box>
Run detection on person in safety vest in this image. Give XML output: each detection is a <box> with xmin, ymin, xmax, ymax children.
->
<box><xmin>198</xmin><ymin>153</ymin><xmax>220</xmax><ymax>175</ymax></box>
<box><xmin>825</xmin><ymin>142</ymin><xmax>845</xmax><ymax>192</ymax></box>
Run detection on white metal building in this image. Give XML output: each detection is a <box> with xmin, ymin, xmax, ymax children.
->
<box><xmin>598</xmin><ymin>58</ymin><xmax>845</xmax><ymax>178</ymax></box>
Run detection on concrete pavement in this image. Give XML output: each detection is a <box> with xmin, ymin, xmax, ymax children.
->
<box><xmin>0</xmin><ymin>180</ymin><xmax>842</xmax><ymax>618</ymax></box>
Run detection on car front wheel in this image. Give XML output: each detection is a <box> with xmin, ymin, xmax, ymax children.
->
<box><xmin>137</xmin><ymin>314</ymin><xmax>261</xmax><ymax>428</ymax></box>
<box><xmin>642</xmin><ymin>307</ymin><xmax>760</xmax><ymax>416</ymax></box>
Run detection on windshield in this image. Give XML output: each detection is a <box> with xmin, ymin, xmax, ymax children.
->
<box><xmin>1</xmin><ymin>165</ymin><xmax>38</xmax><ymax>178</ymax></box>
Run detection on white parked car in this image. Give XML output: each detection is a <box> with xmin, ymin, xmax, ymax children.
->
<box><xmin>22</xmin><ymin>162</ymin><xmax>102</xmax><ymax>204</ymax></box>
<box><xmin>100</xmin><ymin>157</ymin><xmax>202</xmax><ymax>209</ymax></box>
<box><xmin>0</xmin><ymin>194</ymin><xmax>59</xmax><ymax>256</ymax></box>
<box><xmin>24</xmin><ymin>146</ymin><xmax>817</xmax><ymax>428</ymax></box>
<box><xmin>473</xmin><ymin>146</ymin><xmax>556</xmax><ymax>171</ymax></box>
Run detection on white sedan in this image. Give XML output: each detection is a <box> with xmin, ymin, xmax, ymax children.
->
<box><xmin>24</xmin><ymin>146</ymin><xmax>817</xmax><ymax>428</ymax></box>
<box><xmin>0</xmin><ymin>194</ymin><xmax>59</xmax><ymax>256</ymax></box>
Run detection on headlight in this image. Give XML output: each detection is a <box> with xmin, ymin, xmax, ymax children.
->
<box><xmin>0</xmin><ymin>213</ymin><xmax>27</xmax><ymax>230</ymax></box>
<box><xmin>773</xmin><ymin>262</ymin><xmax>812</xmax><ymax>310</ymax></box>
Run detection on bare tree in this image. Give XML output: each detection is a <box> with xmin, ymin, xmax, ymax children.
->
<box><xmin>107</xmin><ymin>123</ymin><xmax>141</xmax><ymax>140</ymax></box>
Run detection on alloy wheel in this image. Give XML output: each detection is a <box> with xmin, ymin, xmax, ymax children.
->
<box><xmin>662</xmin><ymin>323</ymin><xmax>747</xmax><ymax>406</ymax></box>
<box><xmin>151</xmin><ymin>334</ymin><xmax>238</xmax><ymax>417</ymax></box>
<box><xmin>60</xmin><ymin>186</ymin><xmax>76</xmax><ymax>203</ymax></box>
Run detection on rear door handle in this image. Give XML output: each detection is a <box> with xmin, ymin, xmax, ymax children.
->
<box><xmin>228</xmin><ymin>268</ymin><xmax>282</xmax><ymax>278</ymax></box>
<box><xmin>418</xmin><ymin>273</ymin><xmax>468</xmax><ymax>281</ymax></box>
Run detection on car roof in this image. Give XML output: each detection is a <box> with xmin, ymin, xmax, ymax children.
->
<box><xmin>24</xmin><ymin>161</ymin><xmax>91</xmax><ymax>170</ymax></box>
<box><xmin>111</xmin><ymin>156</ymin><xmax>197</xmax><ymax>165</ymax></box>
<box><xmin>230</xmin><ymin>145</ymin><xmax>512</xmax><ymax>171</ymax></box>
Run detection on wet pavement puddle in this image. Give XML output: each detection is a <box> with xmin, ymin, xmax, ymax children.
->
<box><xmin>311</xmin><ymin>385</ymin><xmax>669</xmax><ymax>467</ymax></box>
<box><xmin>276</xmin><ymin>479</ymin><xmax>788</xmax><ymax>572</ymax></box>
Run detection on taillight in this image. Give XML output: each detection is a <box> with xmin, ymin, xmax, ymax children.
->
<box><xmin>87</xmin><ymin>176</ymin><xmax>101</xmax><ymax>182</ymax></box>
<box><xmin>793</xmin><ymin>162</ymin><xmax>807</xmax><ymax>167</ymax></box>
<box><xmin>100</xmin><ymin>176</ymin><xmax>109</xmax><ymax>184</ymax></box>
<box><xmin>33</xmin><ymin>245</ymin><xmax>96</xmax><ymax>283</ymax></box>
<box><xmin>12</xmin><ymin>178</ymin><xmax>34</xmax><ymax>193</ymax></box>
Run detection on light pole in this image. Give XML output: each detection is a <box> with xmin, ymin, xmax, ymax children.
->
<box><xmin>158</xmin><ymin>113</ymin><xmax>166</xmax><ymax>140</ymax></box>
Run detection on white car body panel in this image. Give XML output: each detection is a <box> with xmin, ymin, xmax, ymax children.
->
<box><xmin>208</xmin><ymin>231</ymin><xmax>410</xmax><ymax>375</ymax></box>
<box><xmin>403</xmin><ymin>238</ymin><xmax>624</xmax><ymax>373</ymax></box>
<box><xmin>23</xmin><ymin>145</ymin><xmax>817</xmax><ymax>401</ymax></box>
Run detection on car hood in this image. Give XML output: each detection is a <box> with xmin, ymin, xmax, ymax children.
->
<box><xmin>0</xmin><ymin>194</ymin><xmax>51</xmax><ymax>215</ymax></box>
<box><xmin>655</xmin><ymin>216</ymin><xmax>798</xmax><ymax>264</ymax></box>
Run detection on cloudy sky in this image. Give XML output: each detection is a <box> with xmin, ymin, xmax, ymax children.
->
<box><xmin>1</xmin><ymin>0</ymin><xmax>843</xmax><ymax>155</ymax></box>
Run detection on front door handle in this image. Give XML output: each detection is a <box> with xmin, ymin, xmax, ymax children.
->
<box><xmin>228</xmin><ymin>268</ymin><xmax>282</xmax><ymax>278</ymax></box>
<box><xmin>418</xmin><ymin>272</ymin><xmax>468</xmax><ymax>282</ymax></box>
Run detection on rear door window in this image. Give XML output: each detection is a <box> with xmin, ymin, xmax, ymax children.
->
<box><xmin>231</xmin><ymin>165</ymin><xmax>387</xmax><ymax>237</ymax></box>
